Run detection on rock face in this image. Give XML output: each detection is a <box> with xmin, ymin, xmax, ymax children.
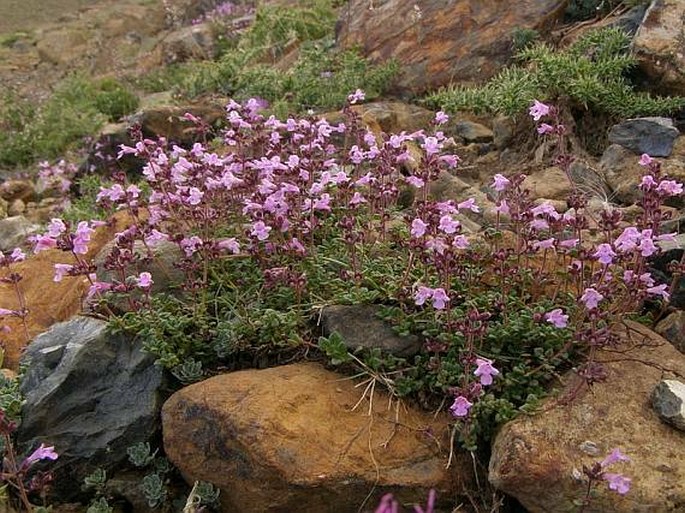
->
<box><xmin>656</xmin><ymin>310</ymin><xmax>685</xmax><ymax>354</ymax></box>
<box><xmin>607</xmin><ymin>117</ymin><xmax>679</xmax><ymax>157</ymax></box>
<box><xmin>17</xmin><ymin>316</ymin><xmax>165</xmax><ymax>501</ymax></box>
<box><xmin>336</xmin><ymin>0</ymin><xmax>568</xmax><ymax>94</ymax></box>
<box><xmin>634</xmin><ymin>0</ymin><xmax>685</xmax><ymax>96</ymax></box>
<box><xmin>163</xmin><ymin>362</ymin><xmax>472</xmax><ymax>512</ymax></box>
<box><xmin>319</xmin><ymin>304</ymin><xmax>421</xmax><ymax>357</ymax></box>
<box><xmin>489</xmin><ymin>322</ymin><xmax>685</xmax><ymax>512</ymax></box>
<box><xmin>652</xmin><ymin>379</ymin><xmax>685</xmax><ymax>431</ymax></box>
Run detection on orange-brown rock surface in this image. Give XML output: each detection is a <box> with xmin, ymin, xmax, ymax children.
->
<box><xmin>489</xmin><ymin>322</ymin><xmax>685</xmax><ymax>513</ymax></box>
<box><xmin>163</xmin><ymin>362</ymin><xmax>474</xmax><ymax>512</ymax></box>
<box><xmin>336</xmin><ymin>0</ymin><xmax>568</xmax><ymax>94</ymax></box>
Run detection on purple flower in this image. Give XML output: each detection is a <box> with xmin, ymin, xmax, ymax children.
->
<box><xmin>53</xmin><ymin>263</ymin><xmax>74</xmax><ymax>282</ymax></box>
<box><xmin>532</xmin><ymin>238</ymin><xmax>555</xmax><ymax>250</ymax></box>
<box><xmin>474</xmin><ymin>357</ymin><xmax>499</xmax><ymax>386</ymax></box>
<box><xmin>457</xmin><ymin>198</ymin><xmax>480</xmax><ymax>213</ymax></box>
<box><xmin>638</xmin><ymin>154</ymin><xmax>653</xmax><ymax>167</ymax></box>
<box><xmin>529</xmin><ymin>100</ymin><xmax>550</xmax><ymax>121</ymax></box>
<box><xmin>73</xmin><ymin>221</ymin><xmax>94</xmax><ymax>255</ymax></box>
<box><xmin>593</xmin><ymin>243</ymin><xmax>617</xmax><ymax>266</ymax></box>
<box><xmin>33</xmin><ymin>235</ymin><xmax>57</xmax><ymax>253</ymax></box>
<box><xmin>601</xmin><ymin>448</ymin><xmax>630</xmax><ymax>468</ymax></box>
<box><xmin>23</xmin><ymin>444</ymin><xmax>58</xmax><ymax>467</ymax></box>
<box><xmin>450</xmin><ymin>396</ymin><xmax>473</xmax><ymax>417</ymax></box>
<box><xmin>438</xmin><ymin>215</ymin><xmax>459</xmax><ymax>234</ymax></box>
<box><xmin>405</xmin><ymin>175</ymin><xmax>425</xmax><ymax>188</ymax></box>
<box><xmin>411</xmin><ymin>218</ymin><xmax>428</xmax><ymax>238</ymax></box>
<box><xmin>186</xmin><ymin>187</ymin><xmax>204</xmax><ymax>205</ymax></box>
<box><xmin>580</xmin><ymin>287</ymin><xmax>604</xmax><ymax>310</ymax></box>
<box><xmin>604</xmin><ymin>473</ymin><xmax>631</xmax><ymax>495</ymax></box>
<box><xmin>545</xmin><ymin>308</ymin><xmax>568</xmax><ymax>328</ymax></box>
<box><xmin>431</xmin><ymin>288</ymin><xmax>450</xmax><ymax>310</ymax></box>
<box><xmin>537</xmin><ymin>123</ymin><xmax>555</xmax><ymax>135</ymax></box>
<box><xmin>347</xmin><ymin>89</ymin><xmax>365</xmax><ymax>104</ymax></box>
<box><xmin>0</xmin><ymin>308</ymin><xmax>18</xmax><ymax>317</ymax></box>
<box><xmin>414</xmin><ymin>286</ymin><xmax>433</xmax><ymax>306</ymax></box>
<box><xmin>491</xmin><ymin>174</ymin><xmax>510</xmax><ymax>192</ymax></box>
<box><xmin>136</xmin><ymin>272</ymin><xmax>153</xmax><ymax>289</ymax></box>
<box><xmin>646</xmin><ymin>284</ymin><xmax>669</xmax><ymax>300</ymax></box>
<box><xmin>47</xmin><ymin>218</ymin><xmax>66</xmax><ymax>238</ymax></box>
<box><xmin>434</xmin><ymin>111</ymin><xmax>449</xmax><ymax>125</ymax></box>
<box><xmin>10</xmin><ymin>248</ymin><xmax>26</xmax><ymax>262</ymax></box>
<box><xmin>251</xmin><ymin>221</ymin><xmax>272</xmax><ymax>241</ymax></box>
<box><xmin>639</xmin><ymin>175</ymin><xmax>657</xmax><ymax>191</ymax></box>
<box><xmin>216</xmin><ymin>238</ymin><xmax>240</xmax><ymax>254</ymax></box>
<box><xmin>375</xmin><ymin>493</ymin><xmax>398</xmax><ymax>513</ymax></box>
<box><xmin>657</xmin><ymin>180</ymin><xmax>683</xmax><ymax>196</ymax></box>
<box><xmin>421</xmin><ymin>136</ymin><xmax>441</xmax><ymax>156</ymax></box>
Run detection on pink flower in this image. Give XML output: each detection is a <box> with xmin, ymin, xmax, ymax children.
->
<box><xmin>545</xmin><ymin>308</ymin><xmax>568</xmax><ymax>328</ymax></box>
<box><xmin>531</xmin><ymin>203</ymin><xmax>560</xmax><ymax>220</ymax></box>
<box><xmin>405</xmin><ymin>175</ymin><xmax>425</xmax><ymax>188</ymax></box>
<box><xmin>449</xmin><ymin>396</ymin><xmax>473</xmax><ymax>418</ymax></box>
<box><xmin>86</xmin><ymin>275</ymin><xmax>112</xmax><ymax>300</ymax></box>
<box><xmin>438</xmin><ymin>154</ymin><xmax>460</xmax><ymax>168</ymax></box>
<box><xmin>145</xmin><ymin>230</ymin><xmax>169</xmax><ymax>246</ymax></box>
<box><xmin>347</xmin><ymin>89</ymin><xmax>365</xmax><ymax>104</ymax></box>
<box><xmin>349</xmin><ymin>192</ymin><xmax>367</xmax><ymax>205</ymax></box>
<box><xmin>47</xmin><ymin>218</ymin><xmax>66</xmax><ymax>238</ymax></box>
<box><xmin>23</xmin><ymin>444</ymin><xmax>58</xmax><ymax>468</ymax></box>
<box><xmin>0</xmin><ymin>308</ymin><xmax>18</xmax><ymax>317</ymax></box>
<box><xmin>33</xmin><ymin>235</ymin><xmax>57</xmax><ymax>253</ymax></box>
<box><xmin>593</xmin><ymin>243</ymin><xmax>617</xmax><ymax>265</ymax></box>
<box><xmin>180</xmin><ymin>236</ymin><xmax>203</xmax><ymax>256</ymax></box>
<box><xmin>601</xmin><ymin>448</ymin><xmax>630</xmax><ymax>468</ymax></box>
<box><xmin>604</xmin><ymin>473</ymin><xmax>631</xmax><ymax>495</ymax></box>
<box><xmin>434</xmin><ymin>111</ymin><xmax>449</xmax><ymax>125</ymax></box>
<box><xmin>495</xmin><ymin>200</ymin><xmax>510</xmax><ymax>216</ymax></box>
<box><xmin>491</xmin><ymin>174</ymin><xmax>510</xmax><ymax>192</ymax></box>
<box><xmin>186</xmin><ymin>187</ymin><xmax>204</xmax><ymax>205</ymax></box>
<box><xmin>136</xmin><ymin>272</ymin><xmax>153</xmax><ymax>289</ymax></box>
<box><xmin>375</xmin><ymin>493</ymin><xmax>398</xmax><ymax>513</ymax></box>
<box><xmin>638</xmin><ymin>154</ymin><xmax>653</xmax><ymax>167</ymax></box>
<box><xmin>614</xmin><ymin>227</ymin><xmax>640</xmax><ymax>253</ymax></box>
<box><xmin>537</xmin><ymin>123</ymin><xmax>555</xmax><ymax>135</ymax></box>
<box><xmin>580</xmin><ymin>288</ymin><xmax>604</xmax><ymax>310</ymax></box>
<box><xmin>457</xmin><ymin>198</ymin><xmax>480</xmax><ymax>213</ymax></box>
<box><xmin>421</xmin><ymin>136</ymin><xmax>441</xmax><ymax>156</ymax></box>
<box><xmin>639</xmin><ymin>175</ymin><xmax>657</xmax><ymax>191</ymax></box>
<box><xmin>431</xmin><ymin>288</ymin><xmax>450</xmax><ymax>310</ymax></box>
<box><xmin>646</xmin><ymin>284</ymin><xmax>669</xmax><ymax>300</ymax></box>
<box><xmin>10</xmin><ymin>248</ymin><xmax>26</xmax><ymax>262</ymax></box>
<box><xmin>216</xmin><ymin>238</ymin><xmax>240</xmax><ymax>254</ymax></box>
<box><xmin>637</xmin><ymin>230</ymin><xmax>657</xmax><ymax>257</ymax></box>
<box><xmin>53</xmin><ymin>263</ymin><xmax>74</xmax><ymax>282</ymax></box>
<box><xmin>474</xmin><ymin>357</ymin><xmax>499</xmax><ymax>386</ymax></box>
<box><xmin>656</xmin><ymin>180</ymin><xmax>683</xmax><ymax>196</ymax></box>
<box><xmin>532</xmin><ymin>238</ymin><xmax>555</xmax><ymax>250</ymax></box>
<box><xmin>452</xmin><ymin>235</ymin><xmax>469</xmax><ymax>249</ymax></box>
<box><xmin>529</xmin><ymin>100</ymin><xmax>550</xmax><ymax>121</ymax></box>
<box><xmin>411</xmin><ymin>218</ymin><xmax>428</xmax><ymax>238</ymax></box>
<box><xmin>73</xmin><ymin>221</ymin><xmax>94</xmax><ymax>255</ymax></box>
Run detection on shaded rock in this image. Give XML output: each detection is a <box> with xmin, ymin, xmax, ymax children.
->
<box><xmin>105</xmin><ymin>470</ymin><xmax>158</xmax><ymax>513</ymax></box>
<box><xmin>81</xmin><ymin>122</ymin><xmax>142</xmax><ymax>176</ymax></box>
<box><xmin>163</xmin><ymin>362</ymin><xmax>471</xmax><ymax>513</ymax></box>
<box><xmin>600</xmin><ymin>144</ymin><xmax>644</xmax><ymax>205</ymax></box>
<box><xmin>656</xmin><ymin>310</ymin><xmax>685</xmax><ymax>354</ymax></box>
<box><xmin>89</xmin><ymin>239</ymin><xmax>185</xmax><ymax>312</ymax></box>
<box><xmin>522</xmin><ymin>166</ymin><xmax>573</xmax><ymax>202</ymax></box>
<box><xmin>568</xmin><ymin>160</ymin><xmax>611</xmax><ymax>199</ymax></box>
<box><xmin>336</xmin><ymin>0</ymin><xmax>567</xmax><ymax>94</ymax></box>
<box><xmin>35</xmin><ymin>27</ymin><xmax>90</xmax><ymax>66</ymax></box>
<box><xmin>132</xmin><ymin>101</ymin><xmax>226</xmax><ymax>145</ymax></box>
<box><xmin>452</xmin><ymin>121</ymin><xmax>493</xmax><ymax>144</ymax></box>
<box><xmin>0</xmin><ymin>215</ymin><xmax>40</xmax><ymax>252</ymax></box>
<box><xmin>17</xmin><ymin>316</ymin><xmax>166</xmax><ymax>501</ymax></box>
<box><xmin>652</xmin><ymin>379</ymin><xmax>685</xmax><ymax>431</ymax></box>
<box><xmin>319</xmin><ymin>304</ymin><xmax>421</xmax><ymax>358</ymax></box>
<box><xmin>607</xmin><ymin>117</ymin><xmax>679</xmax><ymax>158</ymax></box>
<box><xmin>489</xmin><ymin>322</ymin><xmax>685</xmax><ymax>513</ymax></box>
<box><xmin>634</xmin><ymin>0</ymin><xmax>685</xmax><ymax>96</ymax></box>
<box><xmin>0</xmin><ymin>180</ymin><xmax>37</xmax><ymax>203</ymax></box>
<box><xmin>8</xmin><ymin>199</ymin><xmax>25</xmax><ymax>216</ymax></box>
<box><xmin>649</xmin><ymin>233</ymin><xmax>685</xmax><ymax>309</ymax></box>
<box><xmin>161</xmin><ymin>22</ymin><xmax>216</xmax><ymax>64</ymax></box>
<box><xmin>492</xmin><ymin>115</ymin><xmax>515</xmax><ymax>150</ymax></box>
<box><xmin>0</xmin><ymin>197</ymin><xmax>7</xmax><ymax>220</ymax></box>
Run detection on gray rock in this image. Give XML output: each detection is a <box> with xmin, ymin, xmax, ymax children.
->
<box><xmin>492</xmin><ymin>115</ymin><xmax>515</xmax><ymax>150</ymax></box>
<box><xmin>17</xmin><ymin>316</ymin><xmax>166</xmax><ymax>501</ymax></box>
<box><xmin>599</xmin><ymin>144</ymin><xmax>644</xmax><ymax>205</ymax></box>
<box><xmin>656</xmin><ymin>311</ymin><xmax>685</xmax><ymax>354</ymax></box>
<box><xmin>0</xmin><ymin>215</ymin><xmax>40</xmax><ymax>252</ymax></box>
<box><xmin>161</xmin><ymin>22</ymin><xmax>216</xmax><ymax>64</ymax></box>
<box><xmin>608</xmin><ymin>117</ymin><xmax>679</xmax><ymax>157</ymax></box>
<box><xmin>319</xmin><ymin>304</ymin><xmax>421</xmax><ymax>358</ymax></box>
<box><xmin>652</xmin><ymin>379</ymin><xmax>685</xmax><ymax>431</ymax></box>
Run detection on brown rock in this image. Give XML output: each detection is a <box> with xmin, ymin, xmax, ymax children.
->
<box><xmin>489</xmin><ymin>322</ymin><xmax>685</xmax><ymax>512</ymax></box>
<box><xmin>35</xmin><ymin>27</ymin><xmax>90</xmax><ymax>66</ymax></box>
<box><xmin>634</xmin><ymin>0</ymin><xmax>685</xmax><ymax>96</ymax></box>
<box><xmin>656</xmin><ymin>310</ymin><xmax>685</xmax><ymax>354</ymax></box>
<box><xmin>522</xmin><ymin>166</ymin><xmax>574</xmax><ymax>202</ymax></box>
<box><xmin>336</xmin><ymin>0</ymin><xmax>567</xmax><ymax>94</ymax></box>
<box><xmin>0</xmin><ymin>180</ymin><xmax>36</xmax><ymax>203</ymax></box>
<box><xmin>133</xmin><ymin>101</ymin><xmax>226</xmax><ymax>145</ymax></box>
<box><xmin>8</xmin><ymin>199</ymin><xmax>25</xmax><ymax>216</ymax></box>
<box><xmin>163</xmin><ymin>362</ymin><xmax>472</xmax><ymax>512</ymax></box>
<box><xmin>0</xmin><ymin>213</ymin><xmax>131</xmax><ymax>369</ymax></box>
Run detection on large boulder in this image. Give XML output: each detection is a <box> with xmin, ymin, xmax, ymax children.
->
<box><xmin>17</xmin><ymin>316</ymin><xmax>166</xmax><ymax>501</ymax></box>
<box><xmin>489</xmin><ymin>322</ymin><xmax>685</xmax><ymax>512</ymax></box>
<box><xmin>634</xmin><ymin>0</ymin><xmax>685</xmax><ymax>96</ymax></box>
<box><xmin>607</xmin><ymin>117</ymin><xmax>679</xmax><ymax>158</ymax></box>
<box><xmin>336</xmin><ymin>0</ymin><xmax>568</xmax><ymax>94</ymax></box>
<box><xmin>163</xmin><ymin>362</ymin><xmax>473</xmax><ymax>512</ymax></box>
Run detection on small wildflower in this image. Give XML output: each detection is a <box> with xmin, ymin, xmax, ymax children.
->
<box><xmin>491</xmin><ymin>174</ymin><xmax>510</xmax><ymax>192</ymax></box>
<box><xmin>347</xmin><ymin>89</ymin><xmax>365</xmax><ymax>104</ymax></box>
<box><xmin>529</xmin><ymin>100</ymin><xmax>550</xmax><ymax>121</ymax></box>
<box><xmin>411</xmin><ymin>218</ymin><xmax>428</xmax><ymax>238</ymax></box>
<box><xmin>545</xmin><ymin>308</ymin><xmax>568</xmax><ymax>328</ymax></box>
<box><xmin>450</xmin><ymin>396</ymin><xmax>473</xmax><ymax>417</ymax></box>
<box><xmin>431</xmin><ymin>288</ymin><xmax>450</xmax><ymax>310</ymax></box>
<box><xmin>136</xmin><ymin>272</ymin><xmax>153</xmax><ymax>289</ymax></box>
<box><xmin>580</xmin><ymin>288</ymin><xmax>604</xmax><ymax>310</ymax></box>
<box><xmin>638</xmin><ymin>154</ymin><xmax>653</xmax><ymax>167</ymax></box>
<box><xmin>23</xmin><ymin>444</ymin><xmax>58</xmax><ymax>467</ymax></box>
<box><xmin>474</xmin><ymin>357</ymin><xmax>499</xmax><ymax>386</ymax></box>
